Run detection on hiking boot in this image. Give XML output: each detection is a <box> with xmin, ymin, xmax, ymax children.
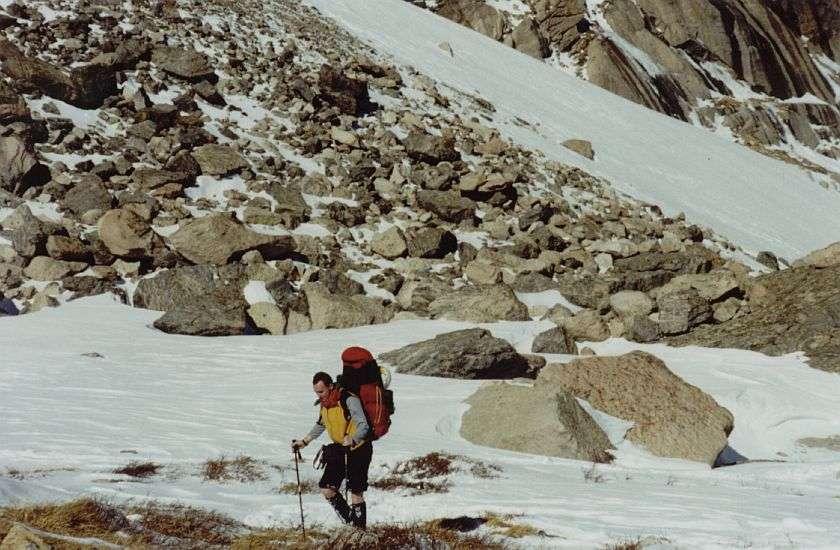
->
<box><xmin>350</xmin><ymin>502</ymin><xmax>366</xmax><ymax>530</ymax></box>
<box><xmin>328</xmin><ymin>493</ymin><xmax>352</xmax><ymax>524</ymax></box>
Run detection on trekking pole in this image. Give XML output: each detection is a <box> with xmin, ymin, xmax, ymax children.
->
<box><xmin>293</xmin><ymin>446</ymin><xmax>306</xmax><ymax>540</ymax></box>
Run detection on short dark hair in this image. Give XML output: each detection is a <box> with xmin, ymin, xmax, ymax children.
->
<box><xmin>312</xmin><ymin>372</ymin><xmax>333</xmax><ymax>386</ymax></box>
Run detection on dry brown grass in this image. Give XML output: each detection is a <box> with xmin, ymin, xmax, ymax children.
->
<box><xmin>130</xmin><ymin>501</ymin><xmax>245</xmax><ymax>547</ymax></box>
<box><xmin>114</xmin><ymin>461</ymin><xmax>161</xmax><ymax>479</ymax></box>
<box><xmin>0</xmin><ymin>498</ymin><xmax>128</xmax><ymax>540</ymax></box>
<box><xmin>601</xmin><ymin>538</ymin><xmax>643</xmax><ymax>550</ymax></box>
<box><xmin>370</xmin><ymin>475</ymin><xmax>451</xmax><ymax>495</ymax></box>
<box><xmin>230</xmin><ymin>526</ymin><xmax>330</xmax><ymax>549</ymax></box>
<box><xmin>277</xmin><ymin>479</ymin><xmax>319</xmax><ymax>495</ymax></box>
<box><xmin>483</xmin><ymin>513</ymin><xmax>543</xmax><ymax>539</ymax></box>
<box><xmin>321</xmin><ymin>523</ymin><xmax>511</xmax><ymax>550</ymax></box>
<box><xmin>392</xmin><ymin>452</ymin><xmax>456</xmax><ymax>479</ymax></box>
<box><xmin>203</xmin><ymin>455</ymin><xmax>267</xmax><ymax>483</ymax></box>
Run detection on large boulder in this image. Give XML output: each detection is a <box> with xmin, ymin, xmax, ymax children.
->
<box><xmin>461</xmin><ymin>382</ymin><xmax>613</xmax><ymax>461</ymax></box>
<box><xmin>429</xmin><ymin>284</ymin><xmax>529</xmax><ymax>322</ymax></box>
<box><xmin>657</xmin><ymin>289</ymin><xmax>712</xmax><ymax>335</ymax></box>
<box><xmin>532</xmin><ymin>326</ymin><xmax>578</xmax><ymax>354</ymax></box>
<box><xmin>247</xmin><ymin>302</ymin><xmax>287</xmax><ymax>335</ymax></box>
<box><xmin>538</xmin><ymin>351</ymin><xmax>734</xmax><ymax>465</ymax></box>
<box><xmin>153</xmin><ymin>303</ymin><xmax>252</xmax><ymax>336</ymax></box>
<box><xmin>669</xmin><ymin>264</ymin><xmax>840</xmax><ymax>373</ymax></box>
<box><xmin>191</xmin><ymin>144</ymin><xmax>249</xmax><ymax>176</ymax></box>
<box><xmin>151</xmin><ymin>46</ymin><xmax>216</xmax><ymax>82</ymax></box>
<box><xmin>0</xmin><ymin>135</ymin><xmax>50</xmax><ymax>195</ymax></box>
<box><xmin>507</xmin><ymin>17</ymin><xmax>550</xmax><ymax>59</ymax></box>
<box><xmin>609</xmin><ymin>290</ymin><xmax>654</xmax><ymax>318</ymax></box>
<box><xmin>8</xmin><ymin>207</ymin><xmax>65</xmax><ymax>259</ymax></box>
<box><xmin>23</xmin><ymin>256</ymin><xmax>87</xmax><ymax>281</ymax></box>
<box><xmin>402</xmin><ymin>130</ymin><xmax>460</xmax><ymax>164</ymax></box>
<box><xmin>133</xmin><ymin>264</ymin><xmax>247</xmax><ymax>312</ymax></box>
<box><xmin>405</xmin><ymin>226</ymin><xmax>457</xmax><ymax>259</ymax></box>
<box><xmin>168</xmin><ymin>213</ymin><xmax>294</xmax><ymax>265</ymax></box>
<box><xmin>558</xmin><ymin>309</ymin><xmax>610</xmax><ymax>342</ymax></box>
<box><xmin>303</xmin><ymin>282</ymin><xmax>392</xmax><ymax>330</ymax></box>
<box><xmin>63</xmin><ymin>179</ymin><xmax>114</xmax><ymax>217</ymax></box>
<box><xmin>371</xmin><ymin>226</ymin><xmax>408</xmax><ymax>259</ymax></box>
<box><xmin>318</xmin><ymin>64</ymin><xmax>371</xmax><ymax>116</ymax></box>
<box><xmin>437</xmin><ymin>0</ymin><xmax>508</xmax><ymax>40</ymax></box>
<box><xmin>0</xmin><ymin>39</ymin><xmax>117</xmax><ymax>108</ymax></box>
<box><xmin>97</xmin><ymin>208</ymin><xmax>155</xmax><ymax>259</ymax></box>
<box><xmin>379</xmin><ymin>328</ymin><xmax>530</xmax><ymax>379</ymax></box>
<box><xmin>416</xmin><ymin>190</ymin><xmax>476</xmax><ymax>223</ymax></box>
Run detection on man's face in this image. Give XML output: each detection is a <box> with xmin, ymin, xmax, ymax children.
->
<box><xmin>313</xmin><ymin>380</ymin><xmax>332</xmax><ymax>399</ymax></box>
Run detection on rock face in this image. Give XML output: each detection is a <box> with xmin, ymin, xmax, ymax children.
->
<box><xmin>507</xmin><ymin>17</ymin><xmax>550</xmax><ymax>59</ymax></box>
<box><xmin>437</xmin><ymin>0</ymin><xmax>508</xmax><ymax>41</ymax></box>
<box><xmin>303</xmin><ymin>283</ymin><xmax>392</xmax><ymax>330</ymax></box>
<box><xmin>538</xmin><ymin>351</ymin><xmax>734</xmax><ymax>465</ymax></box>
<box><xmin>795</xmin><ymin>241</ymin><xmax>840</xmax><ymax>269</ymax></box>
<box><xmin>461</xmin><ymin>382</ymin><xmax>613</xmax><ymax>461</ymax></box>
<box><xmin>0</xmin><ymin>135</ymin><xmax>50</xmax><ymax>195</ymax></box>
<box><xmin>379</xmin><ymin>328</ymin><xmax>531</xmax><ymax>379</ymax></box>
<box><xmin>670</xmin><ymin>265</ymin><xmax>840</xmax><ymax>373</ymax></box>
<box><xmin>168</xmin><ymin>213</ymin><xmax>294</xmax><ymax>265</ymax></box>
<box><xmin>429</xmin><ymin>284</ymin><xmax>530</xmax><ymax>322</ymax></box>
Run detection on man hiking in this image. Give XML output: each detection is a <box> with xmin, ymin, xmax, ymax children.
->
<box><xmin>292</xmin><ymin>370</ymin><xmax>372</xmax><ymax>530</ymax></box>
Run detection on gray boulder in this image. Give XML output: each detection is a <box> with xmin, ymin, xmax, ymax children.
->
<box><xmin>168</xmin><ymin>212</ymin><xmax>293</xmax><ymax>265</ymax></box>
<box><xmin>532</xmin><ymin>326</ymin><xmax>578</xmax><ymax>354</ymax></box>
<box><xmin>133</xmin><ymin>264</ymin><xmax>247</xmax><ymax>312</ymax></box>
<box><xmin>405</xmin><ymin>226</ymin><xmax>457</xmax><ymax>259</ymax></box>
<box><xmin>62</xmin><ymin>179</ymin><xmax>114</xmax><ymax>217</ymax></box>
<box><xmin>23</xmin><ymin>256</ymin><xmax>87</xmax><ymax>281</ymax></box>
<box><xmin>371</xmin><ymin>226</ymin><xmax>408</xmax><ymax>259</ymax></box>
<box><xmin>8</xmin><ymin>207</ymin><xmax>65</xmax><ymax>259</ymax></box>
<box><xmin>402</xmin><ymin>130</ymin><xmax>460</xmax><ymax>164</ymax></box>
<box><xmin>657</xmin><ymin>289</ymin><xmax>712</xmax><ymax>335</ymax></box>
<box><xmin>151</xmin><ymin>46</ymin><xmax>215</xmax><ymax>82</ymax></box>
<box><xmin>461</xmin><ymin>382</ymin><xmax>613</xmax><ymax>461</ymax></box>
<box><xmin>416</xmin><ymin>190</ymin><xmax>476</xmax><ymax>223</ymax></box>
<box><xmin>0</xmin><ymin>135</ymin><xmax>50</xmax><ymax>195</ymax></box>
<box><xmin>429</xmin><ymin>284</ymin><xmax>530</xmax><ymax>322</ymax></box>
<box><xmin>303</xmin><ymin>282</ymin><xmax>392</xmax><ymax>330</ymax></box>
<box><xmin>97</xmin><ymin>208</ymin><xmax>155</xmax><ymax>259</ymax></box>
<box><xmin>538</xmin><ymin>351</ymin><xmax>734</xmax><ymax>466</ymax></box>
<box><xmin>191</xmin><ymin>144</ymin><xmax>249</xmax><ymax>176</ymax></box>
<box><xmin>379</xmin><ymin>328</ymin><xmax>530</xmax><ymax>379</ymax></box>
<box><xmin>153</xmin><ymin>303</ymin><xmax>252</xmax><ymax>336</ymax></box>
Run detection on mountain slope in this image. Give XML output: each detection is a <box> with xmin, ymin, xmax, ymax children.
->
<box><xmin>309</xmin><ymin>0</ymin><xmax>840</xmax><ymax>261</ymax></box>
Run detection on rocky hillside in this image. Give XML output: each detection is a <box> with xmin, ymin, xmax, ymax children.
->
<box><xmin>420</xmin><ymin>0</ymin><xmax>840</xmax><ymax>186</ymax></box>
<box><xmin>0</xmin><ymin>0</ymin><xmax>837</xmax><ymax>373</ymax></box>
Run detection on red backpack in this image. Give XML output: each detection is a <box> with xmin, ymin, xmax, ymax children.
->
<box><xmin>339</xmin><ymin>346</ymin><xmax>394</xmax><ymax>440</ymax></box>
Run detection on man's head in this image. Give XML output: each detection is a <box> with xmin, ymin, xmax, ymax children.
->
<box><xmin>312</xmin><ymin>371</ymin><xmax>333</xmax><ymax>399</ymax></box>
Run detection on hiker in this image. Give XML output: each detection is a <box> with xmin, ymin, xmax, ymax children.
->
<box><xmin>292</xmin><ymin>370</ymin><xmax>373</xmax><ymax>530</ymax></box>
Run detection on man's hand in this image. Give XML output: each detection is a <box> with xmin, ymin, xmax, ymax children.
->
<box><xmin>342</xmin><ymin>435</ymin><xmax>352</xmax><ymax>447</ymax></box>
<box><xmin>292</xmin><ymin>439</ymin><xmax>307</xmax><ymax>451</ymax></box>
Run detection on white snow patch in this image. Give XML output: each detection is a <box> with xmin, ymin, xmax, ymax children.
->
<box><xmin>243</xmin><ymin>280</ymin><xmax>275</xmax><ymax>305</ymax></box>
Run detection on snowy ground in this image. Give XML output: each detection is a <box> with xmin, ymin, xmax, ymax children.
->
<box><xmin>2</xmin><ymin>297</ymin><xmax>840</xmax><ymax>549</ymax></box>
<box><xmin>305</xmin><ymin>0</ymin><xmax>840</xmax><ymax>262</ymax></box>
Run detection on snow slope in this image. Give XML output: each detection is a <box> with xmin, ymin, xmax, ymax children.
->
<box><xmin>306</xmin><ymin>0</ymin><xmax>840</xmax><ymax>261</ymax></box>
<box><xmin>2</xmin><ymin>297</ymin><xmax>840</xmax><ymax>548</ymax></box>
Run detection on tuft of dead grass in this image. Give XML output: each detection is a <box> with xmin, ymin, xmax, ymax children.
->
<box><xmin>483</xmin><ymin>512</ymin><xmax>544</xmax><ymax>539</ymax></box>
<box><xmin>370</xmin><ymin>475</ymin><xmax>451</xmax><ymax>495</ymax></box>
<box><xmin>277</xmin><ymin>479</ymin><xmax>319</xmax><ymax>495</ymax></box>
<box><xmin>130</xmin><ymin>501</ymin><xmax>245</xmax><ymax>547</ymax></box>
<box><xmin>321</xmin><ymin>522</ymin><xmax>512</xmax><ymax>550</ymax></box>
<box><xmin>0</xmin><ymin>498</ymin><xmax>128</xmax><ymax>540</ymax></box>
<box><xmin>231</xmin><ymin>526</ymin><xmax>330</xmax><ymax>549</ymax></box>
<box><xmin>113</xmin><ymin>461</ymin><xmax>161</xmax><ymax>479</ymax></box>
<box><xmin>392</xmin><ymin>452</ymin><xmax>456</xmax><ymax>479</ymax></box>
<box><xmin>203</xmin><ymin>455</ymin><xmax>267</xmax><ymax>483</ymax></box>
<box><xmin>601</xmin><ymin>538</ymin><xmax>643</xmax><ymax>550</ymax></box>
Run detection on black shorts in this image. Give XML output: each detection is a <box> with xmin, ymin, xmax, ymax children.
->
<box><xmin>318</xmin><ymin>441</ymin><xmax>373</xmax><ymax>494</ymax></box>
